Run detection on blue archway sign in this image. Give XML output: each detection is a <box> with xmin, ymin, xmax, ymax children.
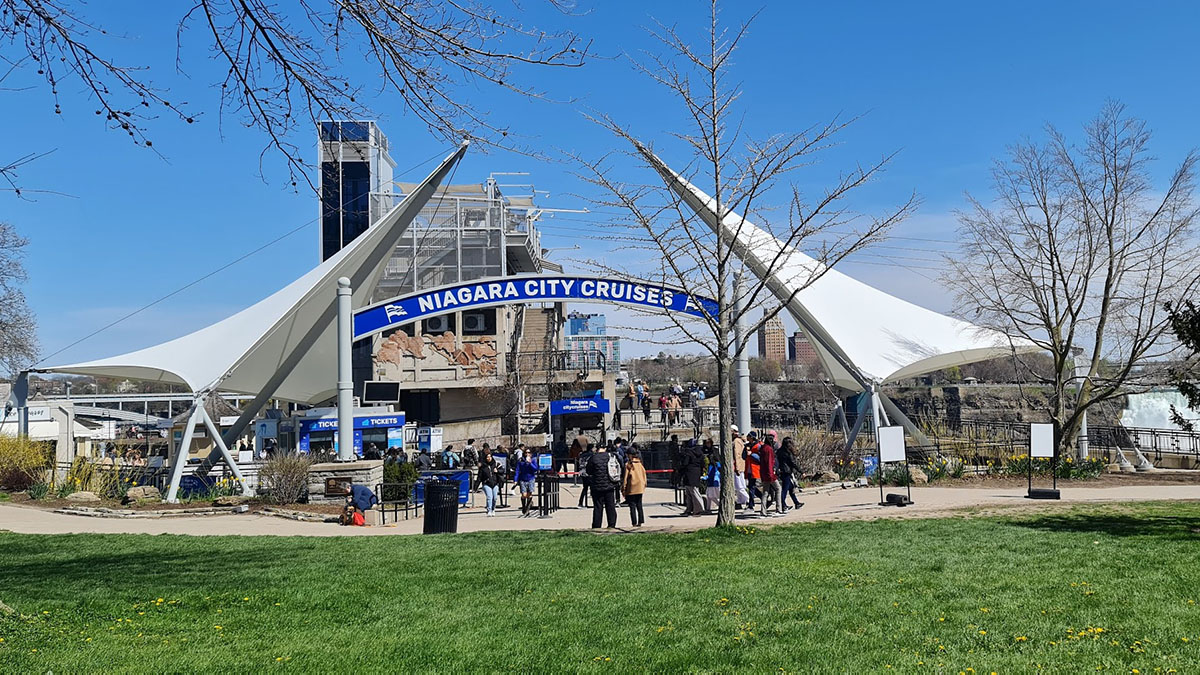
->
<box><xmin>353</xmin><ymin>274</ymin><xmax>718</xmax><ymax>340</ymax></box>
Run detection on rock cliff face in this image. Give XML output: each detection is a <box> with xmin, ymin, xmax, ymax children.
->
<box><xmin>753</xmin><ymin>382</ymin><xmax>1126</xmax><ymax>426</ymax></box>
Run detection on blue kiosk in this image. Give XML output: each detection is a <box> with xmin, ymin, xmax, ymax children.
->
<box><xmin>297</xmin><ymin>411</ymin><xmax>406</xmax><ymax>457</ymax></box>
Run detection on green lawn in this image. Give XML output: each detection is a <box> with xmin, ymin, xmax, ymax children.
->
<box><xmin>2</xmin><ymin>502</ymin><xmax>1199</xmax><ymax>672</ymax></box>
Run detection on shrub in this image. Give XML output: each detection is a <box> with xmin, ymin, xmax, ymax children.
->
<box><xmin>0</xmin><ymin>436</ymin><xmax>53</xmax><ymax>491</ymax></box>
<box><xmin>787</xmin><ymin>429</ymin><xmax>839</xmax><ymax>476</ymax></box>
<box><xmin>28</xmin><ymin>481</ymin><xmax>50</xmax><ymax>500</ymax></box>
<box><xmin>834</xmin><ymin>457</ymin><xmax>864</xmax><ymax>481</ymax></box>
<box><xmin>1001</xmin><ymin>454</ymin><xmax>1106</xmax><ymax>480</ymax></box>
<box><xmin>875</xmin><ymin>463</ymin><xmax>912</xmax><ymax>487</ymax></box>
<box><xmin>259</xmin><ymin>453</ymin><xmax>313</xmax><ymax>505</ymax></box>
<box><xmin>382</xmin><ymin>460</ymin><xmax>420</xmax><ymax>502</ymax></box>
<box><xmin>55</xmin><ymin>480</ymin><xmax>75</xmax><ymax>498</ymax></box>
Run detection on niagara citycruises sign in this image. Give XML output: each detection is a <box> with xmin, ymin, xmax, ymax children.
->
<box><xmin>353</xmin><ymin>275</ymin><xmax>718</xmax><ymax>340</ymax></box>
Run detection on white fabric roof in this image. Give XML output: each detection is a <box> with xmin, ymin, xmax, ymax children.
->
<box><xmin>637</xmin><ymin>144</ymin><xmax>1039</xmax><ymax>391</ymax></box>
<box><xmin>42</xmin><ymin>143</ymin><xmax>469</xmax><ymax>404</ymax></box>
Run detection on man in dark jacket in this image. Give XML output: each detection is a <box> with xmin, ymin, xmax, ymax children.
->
<box><xmin>758</xmin><ymin>431</ymin><xmax>783</xmax><ymax>516</ymax></box>
<box><xmin>585</xmin><ymin>442</ymin><xmax>620</xmax><ymax>529</ymax></box>
<box><xmin>414</xmin><ymin>449</ymin><xmax>433</xmax><ymax>471</ymax></box>
<box><xmin>681</xmin><ymin>441</ymin><xmax>706</xmax><ymax>516</ymax></box>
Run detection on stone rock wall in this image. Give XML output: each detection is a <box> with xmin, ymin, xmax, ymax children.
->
<box><xmin>307</xmin><ymin>460</ymin><xmax>384</xmax><ymax>504</ymax></box>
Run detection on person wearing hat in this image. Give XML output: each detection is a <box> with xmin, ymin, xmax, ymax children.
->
<box><xmin>731</xmin><ymin>426</ymin><xmax>746</xmax><ymax>475</ymax></box>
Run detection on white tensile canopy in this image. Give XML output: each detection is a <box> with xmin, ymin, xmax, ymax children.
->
<box><xmin>41</xmin><ymin>142</ymin><xmax>468</xmax><ymax>407</ymax></box>
<box><xmin>33</xmin><ymin>142</ymin><xmax>467</xmax><ymax>500</ymax></box>
<box><xmin>635</xmin><ymin>143</ymin><xmax>1038</xmax><ymax>393</ymax></box>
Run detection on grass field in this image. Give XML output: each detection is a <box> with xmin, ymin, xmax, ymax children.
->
<box><xmin>1</xmin><ymin>502</ymin><xmax>1199</xmax><ymax>672</ymax></box>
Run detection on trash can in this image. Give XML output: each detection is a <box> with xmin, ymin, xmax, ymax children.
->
<box><xmin>423</xmin><ymin>479</ymin><xmax>461</xmax><ymax>534</ymax></box>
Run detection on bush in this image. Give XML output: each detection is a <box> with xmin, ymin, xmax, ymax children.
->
<box><xmin>28</xmin><ymin>481</ymin><xmax>50</xmax><ymax>500</ymax></box>
<box><xmin>0</xmin><ymin>436</ymin><xmax>53</xmax><ymax>491</ymax></box>
<box><xmin>259</xmin><ymin>453</ymin><xmax>313</xmax><ymax>505</ymax></box>
<box><xmin>787</xmin><ymin>429</ymin><xmax>840</xmax><ymax>476</ymax></box>
<box><xmin>56</xmin><ymin>480</ymin><xmax>75</xmax><ymax>498</ymax></box>
<box><xmin>875</xmin><ymin>463</ymin><xmax>912</xmax><ymax>487</ymax></box>
<box><xmin>1001</xmin><ymin>454</ymin><xmax>1106</xmax><ymax>480</ymax></box>
<box><xmin>922</xmin><ymin>455</ymin><xmax>966</xmax><ymax>482</ymax></box>
<box><xmin>382</xmin><ymin>460</ymin><xmax>420</xmax><ymax>502</ymax></box>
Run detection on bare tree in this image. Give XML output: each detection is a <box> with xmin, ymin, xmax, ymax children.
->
<box><xmin>572</xmin><ymin>2</ymin><xmax>915</xmax><ymax>525</ymax></box>
<box><xmin>0</xmin><ymin>222</ymin><xmax>37</xmax><ymax>375</ymax></box>
<box><xmin>1</xmin><ymin>0</ymin><xmax>589</xmax><ymax>189</ymax></box>
<box><xmin>945</xmin><ymin>102</ymin><xmax>1200</xmax><ymax>457</ymax></box>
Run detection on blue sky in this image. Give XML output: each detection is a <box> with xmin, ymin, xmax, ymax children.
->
<box><xmin>3</xmin><ymin>0</ymin><xmax>1199</xmax><ymax>365</ymax></box>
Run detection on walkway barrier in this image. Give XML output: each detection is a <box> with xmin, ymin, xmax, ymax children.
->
<box><xmin>375</xmin><ymin>482</ymin><xmax>421</xmax><ymax>524</ymax></box>
<box><xmin>536</xmin><ymin>473</ymin><xmax>561</xmax><ymax>517</ymax></box>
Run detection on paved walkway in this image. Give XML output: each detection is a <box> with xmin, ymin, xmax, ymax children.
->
<box><xmin>2</xmin><ymin>483</ymin><xmax>1198</xmax><ymax>537</ymax></box>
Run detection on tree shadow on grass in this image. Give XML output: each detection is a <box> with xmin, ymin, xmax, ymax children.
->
<box><xmin>1008</xmin><ymin>512</ymin><xmax>1200</xmax><ymax>540</ymax></box>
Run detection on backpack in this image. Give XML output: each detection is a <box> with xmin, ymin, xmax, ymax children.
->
<box><xmin>607</xmin><ymin>453</ymin><xmax>621</xmax><ymax>482</ymax></box>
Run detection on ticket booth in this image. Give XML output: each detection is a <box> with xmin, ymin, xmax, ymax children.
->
<box><xmin>297</xmin><ymin>411</ymin><xmax>407</xmax><ymax>458</ymax></box>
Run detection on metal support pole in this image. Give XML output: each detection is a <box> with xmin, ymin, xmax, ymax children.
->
<box><xmin>337</xmin><ymin>276</ymin><xmax>355</xmax><ymax>461</ymax></box>
<box><xmin>198</xmin><ymin>406</ymin><xmax>252</xmax><ymax>495</ymax></box>
<box><xmin>166</xmin><ymin>401</ymin><xmax>202</xmax><ymax>503</ymax></box>
<box><xmin>13</xmin><ymin>371</ymin><xmax>29</xmax><ymax>437</ymax></box>
<box><xmin>872</xmin><ymin>384</ymin><xmax>885</xmax><ymax>506</ymax></box>
<box><xmin>733</xmin><ymin>271</ymin><xmax>751</xmax><ymax>433</ymax></box>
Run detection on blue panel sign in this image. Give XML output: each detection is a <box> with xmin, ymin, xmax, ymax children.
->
<box><xmin>550</xmin><ymin>398</ymin><xmax>611</xmax><ymax>415</ymax></box>
<box><xmin>298</xmin><ymin>414</ymin><xmax>406</xmax><ymax>434</ymax></box>
<box><xmin>354</xmin><ymin>275</ymin><xmax>719</xmax><ymax>340</ymax></box>
<box><xmin>537</xmin><ymin>454</ymin><xmax>553</xmax><ymax>470</ymax></box>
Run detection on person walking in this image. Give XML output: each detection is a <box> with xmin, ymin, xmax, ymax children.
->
<box><xmin>731</xmin><ymin>426</ymin><xmax>747</xmax><ymax>509</ymax></box>
<box><xmin>658</xmin><ymin>392</ymin><xmax>669</xmax><ymax>425</ymax></box>
<box><xmin>514</xmin><ymin>451</ymin><xmax>538</xmax><ymax>517</ymax></box>
<box><xmin>743</xmin><ymin>431</ymin><xmax>762</xmax><ymax>510</ymax></box>
<box><xmin>577</xmin><ymin>442</ymin><xmax>594</xmax><ymax>507</ymax></box>
<box><xmin>622</xmin><ymin>446</ymin><xmax>647</xmax><ymax>527</ymax></box>
<box><xmin>668</xmin><ymin>393</ymin><xmax>682</xmax><ymax>426</ymax></box>
<box><xmin>704</xmin><ymin>440</ymin><xmax>722</xmax><ymax>512</ymax></box>
<box><xmin>585</xmin><ymin>441</ymin><xmax>620</xmax><ymax>529</ymax></box>
<box><xmin>777</xmin><ymin>436</ymin><xmax>804</xmax><ymax>511</ymax></box>
<box><xmin>681</xmin><ymin>441</ymin><xmax>706</xmax><ymax>516</ymax></box>
<box><xmin>477</xmin><ymin>449</ymin><xmax>502</xmax><ymax>516</ymax></box>
<box><xmin>758</xmin><ymin>431</ymin><xmax>783</xmax><ymax>516</ymax></box>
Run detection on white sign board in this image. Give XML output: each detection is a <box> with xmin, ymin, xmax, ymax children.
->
<box><xmin>878</xmin><ymin>425</ymin><xmax>907</xmax><ymax>463</ymax></box>
<box><xmin>27</xmin><ymin>406</ymin><xmax>52</xmax><ymax>422</ymax></box>
<box><xmin>219</xmin><ymin>416</ymin><xmax>240</xmax><ymax>427</ymax></box>
<box><xmin>1030</xmin><ymin>423</ymin><xmax>1055</xmax><ymax>458</ymax></box>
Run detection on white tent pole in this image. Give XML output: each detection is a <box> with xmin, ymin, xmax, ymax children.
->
<box><xmin>165</xmin><ymin>400</ymin><xmax>202</xmax><ymax>503</ymax></box>
<box><xmin>336</xmin><ymin>276</ymin><xmax>355</xmax><ymax>461</ymax></box>
<box><xmin>198</xmin><ymin>405</ymin><xmax>252</xmax><ymax>496</ymax></box>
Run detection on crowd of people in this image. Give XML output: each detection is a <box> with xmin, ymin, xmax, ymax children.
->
<box><xmin>370</xmin><ymin>424</ymin><xmax>807</xmax><ymax>527</ymax></box>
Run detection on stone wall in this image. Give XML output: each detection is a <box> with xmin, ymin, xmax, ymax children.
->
<box><xmin>307</xmin><ymin>460</ymin><xmax>384</xmax><ymax>504</ymax></box>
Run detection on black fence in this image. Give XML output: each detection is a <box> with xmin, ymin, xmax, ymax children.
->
<box><xmin>536</xmin><ymin>473</ymin><xmax>562</xmax><ymax>517</ymax></box>
<box><xmin>376</xmin><ymin>482</ymin><xmax>421</xmax><ymax>523</ymax></box>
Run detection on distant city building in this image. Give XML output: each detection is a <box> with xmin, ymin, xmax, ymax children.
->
<box><xmin>565</xmin><ymin>312</ymin><xmax>620</xmax><ymax>370</ymax></box>
<box><xmin>789</xmin><ymin>330</ymin><xmax>820</xmax><ymax>369</ymax></box>
<box><xmin>566</xmin><ymin>311</ymin><xmax>606</xmax><ymax>336</ymax></box>
<box><xmin>757</xmin><ymin>311</ymin><xmax>787</xmax><ymax>363</ymax></box>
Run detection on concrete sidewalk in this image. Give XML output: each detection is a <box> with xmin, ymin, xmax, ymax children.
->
<box><xmin>2</xmin><ymin>483</ymin><xmax>1198</xmax><ymax>537</ymax></box>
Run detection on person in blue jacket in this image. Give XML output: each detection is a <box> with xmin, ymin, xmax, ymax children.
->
<box><xmin>514</xmin><ymin>451</ymin><xmax>539</xmax><ymax>517</ymax></box>
<box><xmin>347</xmin><ymin>483</ymin><xmax>378</xmax><ymax>525</ymax></box>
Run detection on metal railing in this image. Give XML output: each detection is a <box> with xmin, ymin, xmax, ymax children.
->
<box><xmin>507</xmin><ymin>349</ymin><xmax>610</xmax><ymax>375</ymax></box>
<box><xmin>535</xmin><ymin>473</ymin><xmax>561</xmax><ymax>517</ymax></box>
<box><xmin>375</xmin><ymin>482</ymin><xmax>422</xmax><ymax>523</ymax></box>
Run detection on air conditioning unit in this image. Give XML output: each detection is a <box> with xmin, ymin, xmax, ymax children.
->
<box><xmin>463</xmin><ymin>313</ymin><xmax>486</xmax><ymax>332</ymax></box>
<box><xmin>424</xmin><ymin>315</ymin><xmax>451</xmax><ymax>334</ymax></box>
